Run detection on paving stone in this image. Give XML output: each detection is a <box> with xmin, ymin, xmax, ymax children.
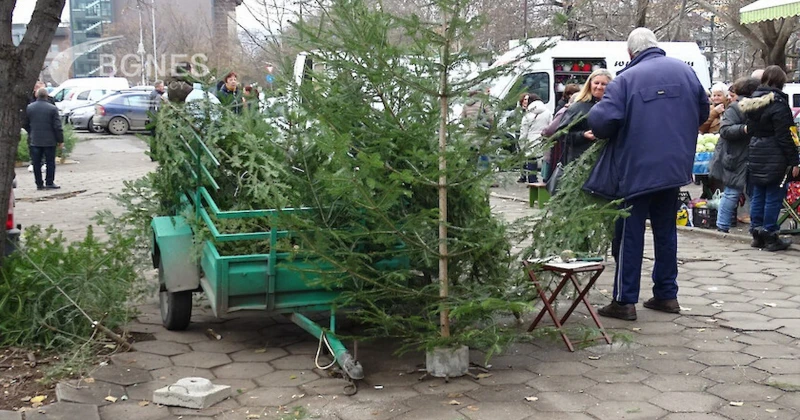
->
<box><xmin>151</xmin><ymin>329</ymin><xmax>211</xmax><ymax>345</ymax></box>
<box><xmin>752</xmin><ymin>359</ymin><xmax>800</xmax><ymax>374</ymax></box>
<box><xmin>649</xmin><ymin>391</ymin><xmax>724</xmax><ymax>412</ymax></box>
<box><xmin>409</xmin><ymin>377</ymin><xmax>481</xmax><ymax>398</ymax></box>
<box><xmin>228</xmin><ymin>347</ymin><xmax>288</xmax><ymax>362</ymax></box>
<box><xmin>288</xmin><ymin>394</ymin><xmax>347</xmax><ymax>419</ymax></box>
<box><xmin>635</xmin><ymin>346</ymin><xmax>697</xmax><ymax>360</ymax></box>
<box><xmin>124</xmin><ymin>381</ymin><xmax>170</xmax><ymax>401</ymax></box>
<box><xmin>457</xmin><ymin>402</ymin><xmax>534</xmax><ymax>420</ymax></box>
<box><xmin>110</xmin><ymin>352</ymin><xmax>173</xmax><ymax>371</ymax></box>
<box><xmin>580</xmin><ymin>353</ymin><xmax>639</xmax><ymax>368</ymax></box>
<box><xmin>55</xmin><ymin>380</ymin><xmax>126</xmax><ymax>406</ymax></box>
<box><xmin>660</xmin><ymin>414</ymin><xmax>730</xmax><ymax>420</ymax></box>
<box><xmin>585</xmin><ymin>401</ymin><xmax>666</xmax><ymax>420</ymax></box>
<box><xmin>633</xmin><ymin>334</ymin><xmax>692</xmax><ymax>347</ymax></box>
<box><xmin>716</xmin><ymin>402</ymin><xmax>799</xmax><ymax>420</ymax></box>
<box><xmin>690</xmin><ymin>351</ymin><xmax>758</xmax><ymax>367</ymax></box>
<box><xmin>525</xmin><ymin>375</ymin><xmax>598</xmax><ymax>393</ymax></box>
<box><xmin>737</xmin><ymin>281</ymin><xmax>783</xmax><ymax>291</ymax></box>
<box><xmin>526</xmin><ymin>391</ymin><xmax>599</xmax><ymax>412</ymax></box>
<box><xmin>300</xmin><ymin>377</ymin><xmax>356</xmax><ymax>396</ymax></box>
<box><xmin>700</xmin><ymin>366</ymin><xmax>771</xmax><ymax>385</ymax></box>
<box><xmin>743</xmin><ymin>290</ymin><xmax>793</xmax><ymax>300</ymax></box>
<box><xmin>283</xmin><ymin>340</ymin><xmax>322</xmax><ymax>355</ymax></box>
<box><xmin>584</xmin><ymin>382</ymin><xmax>659</xmax><ymax>401</ymax></box>
<box><xmin>133</xmin><ymin>340</ymin><xmax>192</xmax><ymax>356</ymax></box>
<box><xmin>704</xmin><ymin>293</ymin><xmax>756</xmax><ymax>303</ymax></box>
<box><xmin>269</xmin><ymin>354</ymin><xmax>319</xmax><ymax>370</ymax></box>
<box><xmin>713</xmin><ymin>302</ymin><xmax>764</xmax><ymax>312</ymax></box>
<box><xmin>707</xmin><ymin>383</ymin><xmax>784</xmax><ymax>402</ymax></box>
<box><xmin>642</xmin><ymin>374</ymin><xmax>715</xmax><ymax>392</ymax></box>
<box><xmin>363</xmin><ymin>371</ymin><xmax>425</xmax><ymax>388</ymax></box>
<box><xmin>188</xmin><ymin>340</ymin><xmax>250</xmax><ymax>354</ymax></box>
<box><xmin>681</xmin><ymin>261</ymin><xmax>726</xmax><ymax>271</ymax></box>
<box><xmin>394</xmin><ymin>406</ymin><xmax>466</xmax><ymax>420</ymax></box>
<box><xmin>167</xmin><ymin>397</ymin><xmax>240</xmax><ymax>417</ymax></box>
<box><xmin>686</xmin><ymin>339</ymin><xmax>747</xmax><ymax>352</ymax></box>
<box><xmin>98</xmin><ymin>401</ymin><xmax>170</xmax><ymax>420</ymax></box>
<box><xmin>26</xmin><ymin>402</ymin><xmax>100</xmax><ymax>420</ymax></box>
<box><xmin>728</xmin><ymin>272</ymin><xmax>775</xmax><ymax>282</ymax></box>
<box><xmin>91</xmin><ymin>365</ymin><xmax>152</xmax><ymax>386</ymax></box>
<box><xmin>254</xmin><ymin>369</ymin><xmax>320</xmax><ymax>387</ymax></box>
<box><xmin>584</xmin><ymin>367</ymin><xmax>651</xmax><ymax>383</ymax></box>
<box><xmin>720</xmin><ymin>264</ymin><xmax>770</xmax><ymax>274</ymax></box>
<box><xmin>337</xmin><ymin>400</ymin><xmax>409</xmax><ymax>420</ymax></box>
<box><xmin>779</xmin><ymin>325</ymin><xmax>800</xmax><ymax>339</ymax></box>
<box><xmin>626</xmin><ymin>322</ymin><xmax>685</xmax><ymax>335</ymax></box>
<box><xmin>212</xmin><ymin>362</ymin><xmax>274</xmax><ymax>379</ymax></box>
<box><xmin>350</xmin><ymin>386</ymin><xmax>419</xmax><ymax>404</ymax></box>
<box><xmin>521</xmin><ymin>414</ymin><xmax>596</xmax><ymax>420</ymax></box>
<box><xmin>777</xmin><ymin>392</ymin><xmax>800</xmax><ymax>411</ymax></box>
<box><xmin>150</xmin><ymin>366</ymin><xmax>215</xmax><ymax>383</ymax></box>
<box><xmin>473</xmin><ymin>369</ymin><xmax>538</xmax><ymax>385</ymax></box>
<box><xmin>135</xmin><ymin>313</ymin><xmax>164</xmax><ymax>326</ymax></box>
<box><xmin>171</xmin><ymin>352</ymin><xmax>232</xmax><ymax>369</ymax></box>
<box><xmin>235</xmin><ymin>386</ymin><xmax>302</xmax><ymax>407</ymax></box>
<box><xmin>464</xmin><ymin>384</ymin><xmax>538</xmax><ymax>403</ymax></box>
<box><xmin>765</xmin><ymin>374</ymin><xmax>800</xmax><ymax>391</ymax></box>
<box><xmin>637</xmin><ymin>359</ymin><xmax>706</xmax><ymax>375</ymax></box>
<box><xmin>743</xmin><ymin>345</ymin><xmax>800</xmax><ymax>359</ymax></box>
<box><xmin>529</xmin><ymin>361</ymin><xmax>593</xmax><ymax>376</ymax></box>
<box><xmin>0</xmin><ymin>412</ymin><xmax>22</xmax><ymax>420</ymax></box>
<box><xmin>210</xmin><ymin>379</ymin><xmax>256</xmax><ymax>395</ymax></box>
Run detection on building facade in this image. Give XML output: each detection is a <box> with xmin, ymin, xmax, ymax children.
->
<box><xmin>69</xmin><ymin>0</ymin><xmax>114</xmax><ymax>77</ymax></box>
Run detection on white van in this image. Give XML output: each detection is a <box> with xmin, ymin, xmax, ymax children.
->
<box><xmin>489</xmin><ymin>37</ymin><xmax>712</xmax><ymax>114</ymax></box>
<box><xmin>49</xmin><ymin>77</ymin><xmax>130</xmax><ymax>103</ymax></box>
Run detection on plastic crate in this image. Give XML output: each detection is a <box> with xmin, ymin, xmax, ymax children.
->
<box><xmin>692</xmin><ymin>207</ymin><xmax>717</xmax><ymax>229</ymax></box>
<box><xmin>678</xmin><ymin>190</ymin><xmax>692</xmax><ymax>206</ymax></box>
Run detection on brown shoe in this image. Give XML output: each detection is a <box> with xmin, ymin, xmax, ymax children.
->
<box><xmin>598</xmin><ymin>301</ymin><xmax>637</xmax><ymax>321</ymax></box>
<box><xmin>643</xmin><ymin>298</ymin><xmax>680</xmax><ymax>314</ymax></box>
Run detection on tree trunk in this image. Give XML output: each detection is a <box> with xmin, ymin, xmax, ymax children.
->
<box><xmin>635</xmin><ymin>0</ymin><xmax>648</xmax><ymax>29</ymax></box>
<box><xmin>0</xmin><ymin>0</ymin><xmax>67</xmax><ymax>264</ymax></box>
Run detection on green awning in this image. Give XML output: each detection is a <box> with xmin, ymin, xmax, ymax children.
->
<box><xmin>740</xmin><ymin>0</ymin><xmax>800</xmax><ymax>24</ymax></box>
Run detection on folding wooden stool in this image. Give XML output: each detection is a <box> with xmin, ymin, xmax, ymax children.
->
<box><xmin>522</xmin><ymin>260</ymin><xmax>612</xmax><ymax>351</ymax></box>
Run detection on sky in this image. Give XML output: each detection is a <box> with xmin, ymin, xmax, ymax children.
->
<box><xmin>11</xmin><ymin>0</ymin><xmax>262</xmax><ymax>28</ymax></box>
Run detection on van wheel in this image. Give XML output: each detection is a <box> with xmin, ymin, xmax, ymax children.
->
<box><xmin>87</xmin><ymin>117</ymin><xmax>99</xmax><ymax>133</ymax></box>
<box><xmin>107</xmin><ymin>117</ymin><xmax>129</xmax><ymax>135</ymax></box>
<box><xmin>158</xmin><ymin>260</ymin><xmax>192</xmax><ymax>330</ymax></box>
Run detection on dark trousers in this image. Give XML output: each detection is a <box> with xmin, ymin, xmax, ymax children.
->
<box><xmin>611</xmin><ymin>188</ymin><xmax>680</xmax><ymax>304</ymax></box>
<box><xmin>30</xmin><ymin>146</ymin><xmax>56</xmax><ymax>187</ymax></box>
<box><xmin>750</xmin><ymin>183</ymin><xmax>787</xmax><ymax>233</ymax></box>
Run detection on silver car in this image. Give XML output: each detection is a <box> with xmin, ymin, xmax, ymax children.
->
<box><xmin>69</xmin><ymin>104</ymin><xmax>104</xmax><ymax>133</ymax></box>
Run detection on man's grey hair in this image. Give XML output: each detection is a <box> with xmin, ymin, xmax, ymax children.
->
<box><xmin>36</xmin><ymin>87</ymin><xmax>49</xmax><ymax>99</ymax></box>
<box><xmin>627</xmin><ymin>27</ymin><xmax>659</xmax><ymax>57</ymax></box>
<box><xmin>155</xmin><ymin>80</ymin><xmax>164</xmax><ymax>87</ymax></box>
<box><xmin>751</xmin><ymin>69</ymin><xmax>764</xmax><ymax>80</ymax></box>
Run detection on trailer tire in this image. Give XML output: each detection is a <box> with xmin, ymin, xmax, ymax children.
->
<box><xmin>159</xmin><ymin>260</ymin><xmax>192</xmax><ymax>330</ymax></box>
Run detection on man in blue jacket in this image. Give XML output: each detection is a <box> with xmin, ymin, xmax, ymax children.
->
<box><xmin>585</xmin><ymin>28</ymin><xmax>709</xmax><ymax>321</ymax></box>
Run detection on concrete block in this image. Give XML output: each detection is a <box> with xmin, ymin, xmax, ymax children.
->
<box><xmin>425</xmin><ymin>345</ymin><xmax>469</xmax><ymax>378</ymax></box>
<box><xmin>153</xmin><ymin>377</ymin><xmax>231</xmax><ymax>409</ymax></box>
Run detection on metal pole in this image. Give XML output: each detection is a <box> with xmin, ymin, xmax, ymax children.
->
<box><xmin>138</xmin><ymin>4</ymin><xmax>146</xmax><ymax>86</ymax></box>
<box><xmin>151</xmin><ymin>0</ymin><xmax>158</xmax><ymax>80</ymax></box>
<box><xmin>709</xmin><ymin>15</ymin><xmax>715</xmax><ymax>80</ymax></box>
<box><xmin>523</xmin><ymin>0</ymin><xmax>528</xmax><ymax>39</ymax></box>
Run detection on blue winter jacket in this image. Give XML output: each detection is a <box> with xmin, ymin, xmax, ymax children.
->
<box><xmin>583</xmin><ymin>48</ymin><xmax>709</xmax><ymax>200</ymax></box>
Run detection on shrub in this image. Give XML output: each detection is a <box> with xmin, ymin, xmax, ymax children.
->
<box><xmin>17</xmin><ymin>125</ymin><xmax>77</xmax><ymax>163</ymax></box>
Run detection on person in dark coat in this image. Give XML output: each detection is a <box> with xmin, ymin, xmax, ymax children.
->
<box><xmin>709</xmin><ymin>77</ymin><xmax>760</xmax><ymax>233</ymax></box>
<box><xmin>738</xmin><ymin>65</ymin><xmax>800</xmax><ymax>252</ymax></box>
<box><xmin>30</xmin><ymin>81</ymin><xmax>55</xmax><ymax>105</ymax></box>
<box><xmin>556</xmin><ymin>69</ymin><xmax>613</xmax><ymax>165</ymax></box>
<box><xmin>24</xmin><ymin>88</ymin><xmax>64</xmax><ymax>190</ymax></box>
<box><xmin>584</xmin><ymin>28</ymin><xmax>709</xmax><ymax>321</ymax></box>
<box><xmin>165</xmin><ymin>62</ymin><xmax>194</xmax><ymax>104</ymax></box>
<box><xmin>216</xmin><ymin>71</ymin><xmax>244</xmax><ymax>114</ymax></box>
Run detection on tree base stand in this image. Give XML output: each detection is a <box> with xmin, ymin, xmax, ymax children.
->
<box><xmin>423</xmin><ymin>345</ymin><xmax>470</xmax><ymax>380</ymax></box>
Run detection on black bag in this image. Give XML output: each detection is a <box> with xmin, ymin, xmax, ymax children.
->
<box><xmin>546</xmin><ymin>162</ymin><xmax>564</xmax><ymax>195</ymax></box>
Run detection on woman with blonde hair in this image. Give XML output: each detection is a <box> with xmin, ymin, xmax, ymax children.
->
<box><xmin>699</xmin><ymin>82</ymin><xmax>729</xmax><ymax>133</ymax></box>
<box><xmin>556</xmin><ymin>68</ymin><xmax>613</xmax><ymax>165</ymax></box>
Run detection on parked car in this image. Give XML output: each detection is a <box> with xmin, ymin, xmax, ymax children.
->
<box><xmin>5</xmin><ymin>176</ymin><xmax>20</xmax><ymax>257</ymax></box>
<box><xmin>57</xmin><ymin>88</ymin><xmax>114</xmax><ymax>121</ymax></box>
<box><xmin>69</xmin><ymin>104</ymin><xmax>104</xmax><ymax>133</ymax></box>
<box><xmin>50</xmin><ymin>77</ymin><xmax>130</xmax><ymax>104</ymax></box>
<box><xmin>94</xmin><ymin>91</ymin><xmax>153</xmax><ymax>135</ymax></box>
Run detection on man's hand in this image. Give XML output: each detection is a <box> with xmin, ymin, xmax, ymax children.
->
<box><xmin>58</xmin><ymin>143</ymin><xmax>64</xmax><ymax>150</ymax></box>
<box><xmin>583</xmin><ymin>130</ymin><xmax>596</xmax><ymax>141</ymax></box>
<box><xmin>793</xmin><ymin>166</ymin><xmax>799</xmax><ymax>179</ymax></box>
<box><xmin>713</xmin><ymin>104</ymin><xmax>725</xmax><ymax>114</ymax></box>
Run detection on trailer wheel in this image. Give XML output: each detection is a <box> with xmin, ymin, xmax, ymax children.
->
<box><xmin>158</xmin><ymin>260</ymin><xmax>192</xmax><ymax>330</ymax></box>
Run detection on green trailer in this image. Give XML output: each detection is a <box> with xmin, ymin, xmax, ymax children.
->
<box><xmin>150</xmin><ymin>129</ymin><xmax>404</xmax><ymax>390</ymax></box>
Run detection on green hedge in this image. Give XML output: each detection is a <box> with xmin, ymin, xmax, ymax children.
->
<box><xmin>18</xmin><ymin>125</ymin><xmax>77</xmax><ymax>163</ymax></box>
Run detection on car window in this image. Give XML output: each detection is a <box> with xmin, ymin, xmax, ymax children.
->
<box><xmin>53</xmin><ymin>88</ymin><xmax>70</xmax><ymax>102</ymax></box>
<box><xmin>76</xmin><ymin>90</ymin><xmax>91</xmax><ymax>100</ymax></box>
<box><xmin>501</xmin><ymin>72</ymin><xmax>550</xmax><ymax>110</ymax></box>
<box><xmin>88</xmin><ymin>90</ymin><xmax>107</xmax><ymax>101</ymax></box>
<box><xmin>125</xmin><ymin>95</ymin><xmax>150</xmax><ymax>108</ymax></box>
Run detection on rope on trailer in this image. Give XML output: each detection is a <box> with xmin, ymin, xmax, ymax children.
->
<box><xmin>315</xmin><ymin>331</ymin><xmax>338</xmax><ymax>370</ymax></box>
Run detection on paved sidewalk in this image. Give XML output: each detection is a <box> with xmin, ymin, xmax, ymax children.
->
<box><xmin>6</xmin><ymin>137</ymin><xmax>800</xmax><ymax>419</ymax></box>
